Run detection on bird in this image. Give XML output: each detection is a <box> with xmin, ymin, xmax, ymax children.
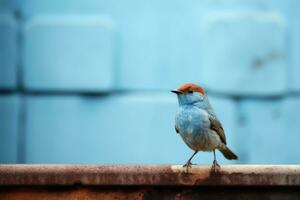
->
<box><xmin>171</xmin><ymin>83</ymin><xmax>238</xmax><ymax>172</ymax></box>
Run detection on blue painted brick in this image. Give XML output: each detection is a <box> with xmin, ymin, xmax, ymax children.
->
<box><xmin>0</xmin><ymin>14</ymin><xmax>17</xmax><ymax>89</ymax></box>
<box><xmin>0</xmin><ymin>95</ymin><xmax>20</xmax><ymax>163</ymax></box>
<box><xmin>20</xmin><ymin>0</ymin><xmax>208</xmax><ymax>90</ymax></box>
<box><xmin>24</xmin><ymin>94</ymin><xmax>180</xmax><ymax>163</ymax></box>
<box><xmin>24</xmin><ymin>93</ymin><xmax>237</xmax><ymax>164</ymax></box>
<box><xmin>280</xmin><ymin>97</ymin><xmax>300</xmax><ymax>162</ymax></box>
<box><xmin>23</xmin><ymin>15</ymin><xmax>116</xmax><ymax>91</ymax></box>
<box><xmin>114</xmin><ymin>0</ymin><xmax>212</xmax><ymax>90</ymax></box>
<box><xmin>239</xmin><ymin>100</ymin><xmax>281</xmax><ymax>164</ymax></box>
<box><xmin>116</xmin><ymin>3</ymin><xmax>204</xmax><ymax>90</ymax></box>
<box><xmin>0</xmin><ymin>0</ymin><xmax>17</xmax><ymax>12</ymax></box>
<box><xmin>285</xmin><ymin>4</ymin><xmax>300</xmax><ymax>92</ymax></box>
<box><xmin>239</xmin><ymin>98</ymin><xmax>300</xmax><ymax>164</ymax></box>
<box><xmin>201</xmin><ymin>12</ymin><xmax>287</xmax><ymax>96</ymax></box>
<box><xmin>19</xmin><ymin>1</ymin><xmax>300</xmax><ymax>91</ymax></box>
<box><xmin>19</xmin><ymin>0</ymin><xmax>109</xmax><ymax>15</ymax></box>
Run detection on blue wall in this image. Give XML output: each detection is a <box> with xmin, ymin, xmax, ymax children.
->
<box><xmin>0</xmin><ymin>0</ymin><xmax>300</xmax><ymax>164</ymax></box>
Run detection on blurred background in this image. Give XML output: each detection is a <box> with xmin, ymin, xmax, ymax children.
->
<box><xmin>0</xmin><ymin>0</ymin><xmax>299</xmax><ymax>164</ymax></box>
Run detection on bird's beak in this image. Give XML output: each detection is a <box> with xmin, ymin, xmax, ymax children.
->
<box><xmin>171</xmin><ymin>89</ymin><xmax>183</xmax><ymax>94</ymax></box>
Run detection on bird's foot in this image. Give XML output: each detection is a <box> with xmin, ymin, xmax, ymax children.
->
<box><xmin>211</xmin><ymin>160</ymin><xmax>220</xmax><ymax>173</ymax></box>
<box><xmin>183</xmin><ymin>161</ymin><xmax>194</xmax><ymax>173</ymax></box>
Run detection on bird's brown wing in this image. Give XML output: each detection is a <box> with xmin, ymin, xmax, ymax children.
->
<box><xmin>209</xmin><ymin>116</ymin><xmax>227</xmax><ymax>144</ymax></box>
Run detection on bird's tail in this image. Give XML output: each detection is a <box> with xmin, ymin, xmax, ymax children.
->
<box><xmin>220</xmin><ymin>146</ymin><xmax>238</xmax><ymax>160</ymax></box>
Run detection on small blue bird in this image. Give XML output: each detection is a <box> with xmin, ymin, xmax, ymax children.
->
<box><xmin>172</xmin><ymin>83</ymin><xmax>238</xmax><ymax>172</ymax></box>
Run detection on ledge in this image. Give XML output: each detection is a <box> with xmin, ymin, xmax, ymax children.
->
<box><xmin>1</xmin><ymin>164</ymin><xmax>300</xmax><ymax>186</ymax></box>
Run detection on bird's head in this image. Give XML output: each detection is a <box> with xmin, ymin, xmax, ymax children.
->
<box><xmin>171</xmin><ymin>83</ymin><xmax>207</xmax><ymax>106</ymax></box>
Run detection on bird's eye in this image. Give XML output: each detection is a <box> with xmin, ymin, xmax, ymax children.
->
<box><xmin>188</xmin><ymin>90</ymin><xmax>193</xmax><ymax>94</ymax></box>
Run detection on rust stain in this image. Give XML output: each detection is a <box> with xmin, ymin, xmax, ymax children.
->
<box><xmin>1</xmin><ymin>186</ymin><xmax>300</xmax><ymax>200</ymax></box>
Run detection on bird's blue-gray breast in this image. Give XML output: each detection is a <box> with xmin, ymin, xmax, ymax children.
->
<box><xmin>175</xmin><ymin>105</ymin><xmax>213</xmax><ymax>150</ymax></box>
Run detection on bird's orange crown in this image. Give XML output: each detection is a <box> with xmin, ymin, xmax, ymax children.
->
<box><xmin>177</xmin><ymin>83</ymin><xmax>206</xmax><ymax>94</ymax></box>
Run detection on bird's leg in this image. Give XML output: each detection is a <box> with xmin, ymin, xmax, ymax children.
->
<box><xmin>183</xmin><ymin>151</ymin><xmax>198</xmax><ymax>173</ymax></box>
<box><xmin>211</xmin><ymin>150</ymin><xmax>220</xmax><ymax>172</ymax></box>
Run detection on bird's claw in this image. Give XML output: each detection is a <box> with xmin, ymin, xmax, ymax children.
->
<box><xmin>211</xmin><ymin>160</ymin><xmax>220</xmax><ymax>173</ymax></box>
<box><xmin>183</xmin><ymin>161</ymin><xmax>194</xmax><ymax>173</ymax></box>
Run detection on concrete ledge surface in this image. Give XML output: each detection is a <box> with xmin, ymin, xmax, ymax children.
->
<box><xmin>1</xmin><ymin>165</ymin><xmax>300</xmax><ymax>186</ymax></box>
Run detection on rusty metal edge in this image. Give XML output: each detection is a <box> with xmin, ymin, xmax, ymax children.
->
<box><xmin>0</xmin><ymin>164</ymin><xmax>300</xmax><ymax>186</ymax></box>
